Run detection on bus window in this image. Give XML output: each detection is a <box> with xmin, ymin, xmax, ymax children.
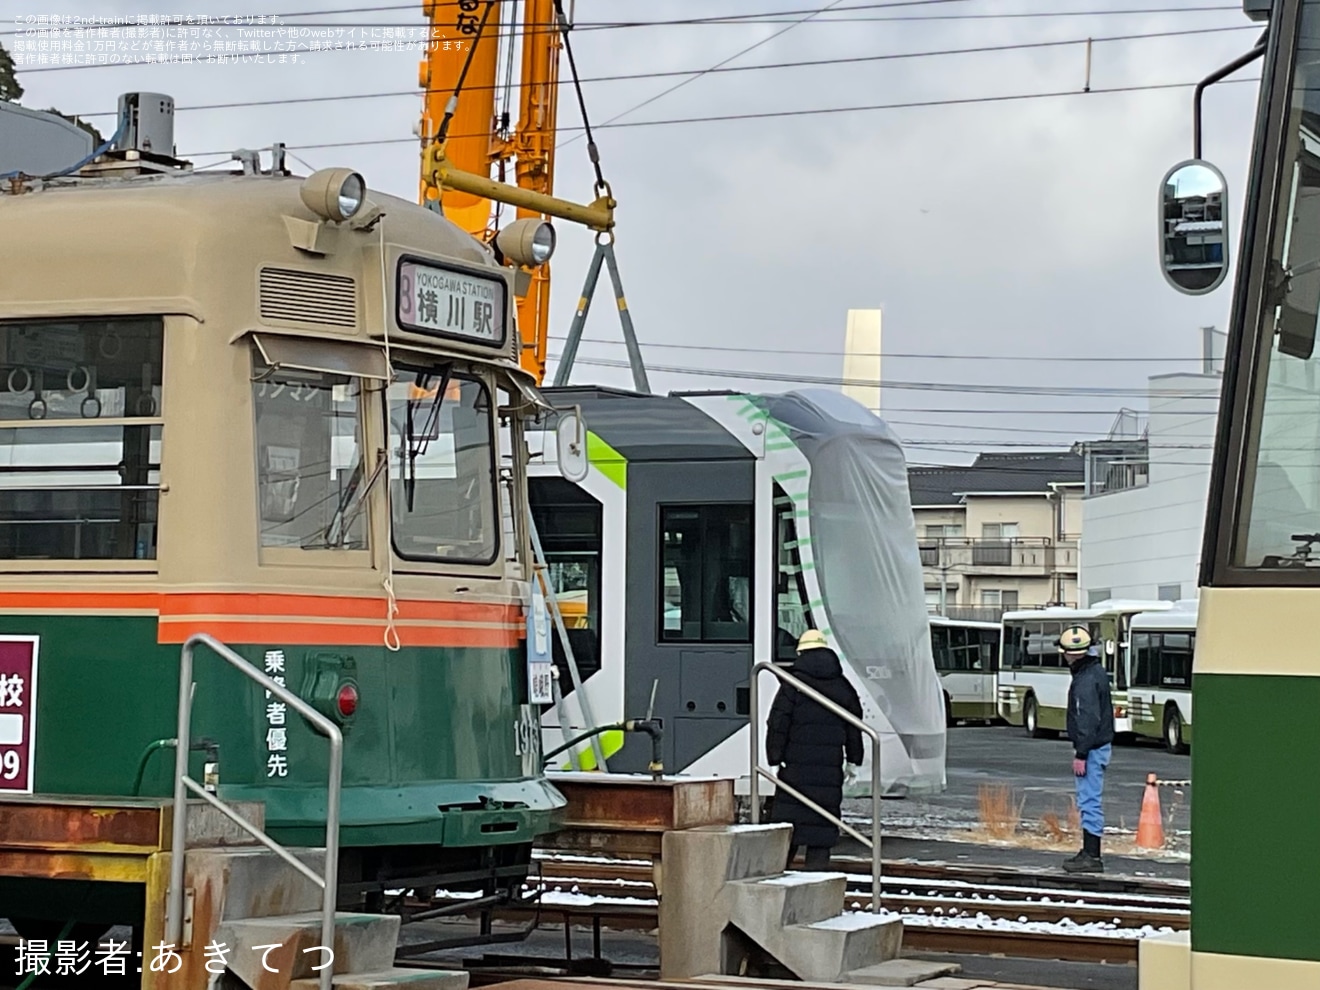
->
<box><xmin>1162</xmin><ymin>632</ymin><xmax>1192</xmax><ymax>687</ymax></box>
<box><xmin>1132</xmin><ymin>632</ymin><xmax>1153</xmax><ymax>687</ymax></box>
<box><xmin>1002</xmin><ymin>625</ymin><xmax>1022</xmax><ymax>668</ymax></box>
<box><xmin>930</xmin><ymin>626</ymin><xmax>950</xmax><ymax>671</ymax></box>
<box><xmin>982</xmin><ymin>631</ymin><xmax>1000</xmax><ymax>672</ymax></box>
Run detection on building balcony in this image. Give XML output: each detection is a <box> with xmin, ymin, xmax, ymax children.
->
<box><xmin>919</xmin><ymin>537</ymin><xmax>1065</xmax><ymax>576</ymax></box>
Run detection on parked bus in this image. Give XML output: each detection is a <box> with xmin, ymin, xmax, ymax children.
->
<box><xmin>1127</xmin><ymin>602</ymin><xmax>1195</xmax><ymax>753</ymax></box>
<box><xmin>929</xmin><ymin>616</ymin><xmax>1001</xmax><ymax>725</ymax></box>
<box><xmin>997</xmin><ymin>601</ymin><xmax>1172</xmax><ymax>737</ymax></box>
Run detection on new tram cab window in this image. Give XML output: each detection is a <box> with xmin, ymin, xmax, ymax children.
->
<box><xmin>253</xmin><ymin>366</ymin><xmax>366</xmax><ymax>550</ymax></box>
<box><xmin>660</xmin><ymin>503</ymin><xmax>752</xmax><ymax>643</ymax></box>
<box><xmin>387</xmin><ymin>368</ymin><xmax>498</xmax><ymax>564</ymax></box>
<box><xmin>0</xmin><ymin>319</ymin><xmax>162</xmax><ymax>561</ymax></box>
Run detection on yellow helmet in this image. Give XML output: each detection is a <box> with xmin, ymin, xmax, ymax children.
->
<box><xmin>797</xmin><ymin>629</ymin><xmax>828</xmax><ymax>653</ymax></box>
<box><xmin>1058</xmin><ymin>625</ymin><xmax>1092</xmax><ymax>653</ymax></box>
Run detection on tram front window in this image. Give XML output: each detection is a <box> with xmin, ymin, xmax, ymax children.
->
<box><xmin>1237</xmin><ymin>0</ymin><xmax>1320</xmax><ymax>570</ymax></box>
<box><xmin>253</xmin><ymin>367</ymin><xmax>366</xmax><ymax>550</ymax></box>
<box><xmin>0</xmin><ymin>318</ymin><xmax>162</xmax><ymax>561</ymax></box>
<box><xmin>387</xmin><ymin>369</ymin><xmax>497</xmax><ymax>564</ymax></box>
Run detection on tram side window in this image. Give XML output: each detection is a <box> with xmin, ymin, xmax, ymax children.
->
<box><xmin>387</xmin><ymin>369</ymin><xmax>498</xmax><ymax>564</ymax></box>
<box><xmin>529</xmin><ymin>478</ymin><xmax>603</xmax><ymax>685</ymax></box>
<box><xmin>253</xmin><ymin>365</ymin><xmax>366</xmax><ymax>551</ymax></box>
<box><xmin>0</xmin><ymin>319</ymin><xmax>162</xmax><ymax>561</ymax></box>
<box><xmin>660</xmin><ymin>503</ymin><xmax>752</xmax><ymax>643</ymax></box>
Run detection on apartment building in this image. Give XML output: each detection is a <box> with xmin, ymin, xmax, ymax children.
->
<box><xmin>908</xmin><ymin>451</ymin><xmax>1085</xmax><ymax>621</ymax></box>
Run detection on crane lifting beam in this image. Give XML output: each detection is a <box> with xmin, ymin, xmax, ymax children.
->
<box><xmin>421</xmin><ymin>148</ymin><xmax>615</xmax><ymax>231</ymax></box>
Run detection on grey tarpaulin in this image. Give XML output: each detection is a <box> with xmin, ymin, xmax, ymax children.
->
<box><xmin>756</xmin><ymin>388</ymin><xmax>947</xmax><ymax>796</ymax></box>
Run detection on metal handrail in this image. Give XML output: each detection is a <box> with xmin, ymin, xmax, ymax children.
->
<box><xmin>167</xmin><ymin>633</ymin><xmax>343</xmax><ymax>990</ymax></box>
<box><xmin>749</xmin><ymin>660</ymin><xmax>882</xmax><ymax>915</ymax></box>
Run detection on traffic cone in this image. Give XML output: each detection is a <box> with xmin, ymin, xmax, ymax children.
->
<box><xmin>1136</xmin><ymin>772</ymin><xmax>1164</xmax><ymax>849</ymax></box>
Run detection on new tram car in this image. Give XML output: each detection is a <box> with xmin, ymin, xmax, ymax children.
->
<box><xmin>1143</xmin><ymin>1</ymin><xmax>1320</xmax><ymax>983</ymax></box>
<box><xmin>0</xmin><ymin>98</ymin><xmax>572</xmax><ymax>949</ymax></box>
<box><xmin>526</xmin><ymin>385</ymin><xmax>947</xmax><ymax>799</ymax></box>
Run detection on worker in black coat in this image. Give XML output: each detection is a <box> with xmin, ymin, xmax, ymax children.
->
<box><xmin>766</xmin><ymin>629</ymin><xmax>865</xmax><ymax>870</ymax></box>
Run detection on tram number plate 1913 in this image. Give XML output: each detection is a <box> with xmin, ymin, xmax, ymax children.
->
<box><xmin>0</xmin><ymin>637</ymin><xmax>38</xmax><ymax>793</ymax></box>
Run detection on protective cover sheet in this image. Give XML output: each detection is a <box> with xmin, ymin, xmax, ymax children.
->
<box><xmin>758</xmin><ymin>388</ymin><xmax>947</xmax><ymax>795</ymax></box>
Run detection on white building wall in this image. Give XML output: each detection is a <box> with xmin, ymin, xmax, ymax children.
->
<box><xmin>1079</xmin><ymin>372</ymin><xmax>1221</xmax><ymax>603</ymax></box>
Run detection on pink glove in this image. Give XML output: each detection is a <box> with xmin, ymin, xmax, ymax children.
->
<box><xmin>1073</xmin><ymin>758</ymin><xmax>1087</xmax><ymax>776</ymax></box>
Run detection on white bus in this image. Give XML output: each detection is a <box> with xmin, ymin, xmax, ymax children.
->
<box><xmin>997</xmin><ymin>601</ymin><xmax>1172</xmax><ymax>738</ymax></box>
<box><xmin>1127</xmin><ymin>602</ymin><xmax>1195</xmax><ymax>754</ymax></box>
<box><xmin>929</xmin><ymin>616</ymin><xmax>1001</xmax><ymax>725</ymax></box>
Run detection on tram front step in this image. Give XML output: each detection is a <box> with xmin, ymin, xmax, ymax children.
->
<box><xmin>290</xmin><ymin>968</ymin><xmax>469</xmax><ymax>990</ymax></box>
<box><xmin>216</xmin><ymin>911</ymin><xmax>400</xmax><ymax>987</ymax></box>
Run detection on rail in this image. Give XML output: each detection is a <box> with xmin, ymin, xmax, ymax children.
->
<box><xmin>167</xmin><ymin>632</ymin><xmax>343</xmax><ymax>990</ymax></box>
<box><xmin>748</xmin><ymin>661</ymin><xmax>882</xmax><ymax>914</ymax></box>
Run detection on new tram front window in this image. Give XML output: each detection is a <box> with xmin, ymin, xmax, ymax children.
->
<box><xmin>1236</xmin><ymin>0</ymin><xmax>1320</xmax><ymax>572</ymax></box>
<box><xmin>0</xmin><ymin>319</ymin><xmax>162</xmax><ymax>561</ymax></box>
<box><xmin>387</xmin><ymin>369</ymin><xmax>498</xmax><ymax>564</ymax></box>
<box><xmin>253</xmin><ymin>367</ymin><xmax>366</xmax><ymax>550</ymax></box>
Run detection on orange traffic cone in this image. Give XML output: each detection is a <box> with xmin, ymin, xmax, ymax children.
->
<box><xmin>1136</xmin><ymin>773</ymin><xmax>1164</xmax><ymax>849</ymax></box>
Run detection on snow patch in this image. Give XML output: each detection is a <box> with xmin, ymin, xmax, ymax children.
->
<box><xmin>810</xmin><ymin>911</ymin><xmax>898</xmax><ymax>931</ymax></box>
<box><xmin>760</xmin><ymin>872</ymin><xmax>846</xmax><ymax>886</ymax></box>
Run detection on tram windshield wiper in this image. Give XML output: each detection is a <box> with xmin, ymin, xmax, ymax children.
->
<box><xmin>308</xmin><ymin>449</ymin><xmax>387</xmax><ymax>549</ymax></box>
<box><xmin>404</xmin><ymin>365</ymin><xmax>453</xmax><ymax>513</ymax></box>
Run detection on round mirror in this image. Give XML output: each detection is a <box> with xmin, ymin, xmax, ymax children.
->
<box><xmin>1160</xmin><ymin>159</ymin><xmax>1229</xmax><ymax>295</ymax></box>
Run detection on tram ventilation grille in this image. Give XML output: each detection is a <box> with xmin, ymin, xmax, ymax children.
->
<box><xmin>259</xmin><ymin>267</ymin><xmax>358</xmax><ymax>328</ymax></box>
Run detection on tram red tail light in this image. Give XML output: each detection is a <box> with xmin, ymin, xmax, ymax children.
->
<box><xmin>337</xmin><ymin>683</ymin><xmax>359</xmax><ymax>718</ymax></box>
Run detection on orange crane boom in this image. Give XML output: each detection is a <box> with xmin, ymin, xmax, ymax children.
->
<box><xmin>419</xmin><ymin>0</ymin><xmax>566</xmax><ymax>384</ymax></box>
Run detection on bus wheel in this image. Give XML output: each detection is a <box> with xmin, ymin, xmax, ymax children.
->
<box><xmin>1164</xmin><ymin>706</ymin><xmax>1189</xmax><ymax>755</ymax></box>
<box><xmin>1024</xmin><ymin>695</ymin><xmax>1046</xmax><ymax>738</ymax></box>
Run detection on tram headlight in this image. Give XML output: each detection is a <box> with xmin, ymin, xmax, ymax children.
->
<box><xmin>495</xmin><ymin>218</ymin><xmax>556</xmax><ymax>267</ymax></box>
<box><xmin>300</xmin><ymin>167</ymin><xmax>366</xmax><ymax>223</ymax></box>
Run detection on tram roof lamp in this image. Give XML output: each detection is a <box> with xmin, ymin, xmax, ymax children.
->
<box><xmin>300</xmin><ymin>168</ymin><xmax>366</xmax><ymax>223</ymax></box>
<box><xmin>495</xmin><ymin>218</ymin><xmax>556</xmax><ymax>267</ymax></box>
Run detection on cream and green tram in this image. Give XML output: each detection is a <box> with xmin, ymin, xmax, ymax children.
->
<box><xmin>1145</xmin><ymin>0</ymin><xmax>1320</xmax><ymax>984</ymax></box>
<box><xmin>996</xmin><ymin>601</ymin><xmax>1170</xmax><ymax>738</ymax></box>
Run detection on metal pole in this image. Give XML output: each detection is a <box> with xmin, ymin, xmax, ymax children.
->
<box><xmin>602</xmin><ymin>241</ymin><xmax>650</xmax><ymax>394</ymax></box>
<box><xmin>939</xmin><ymin>558</ymin><xmax>948</xmax><ymax>617</ymax></box>
<box><xmin>166</xmin><ymin>640</ymin><xmax>194</xmax><ymax>945</ymax></box>
<box><xmin>749</xmin><ymin>664</ymin><xmax>760</xmax><ymax>824</ymax></box>
<box><xmin>527</xmin><ymin>506</ymin><xmax>607</xmax><ymax>771</ymax></box>
<box><xmin>320</xmin><ymin>728</ymin><xmax>342</xmax><ymax>990</ymax></box>
<box><xmin>870</xmin><ymin>731</ymin><xmax>882</xmax><ymax>914</ymax></box>
<box><xmin>553</xmin><ymin>243</ymin><xmax>605</xmax><ymax>387</ymax></box>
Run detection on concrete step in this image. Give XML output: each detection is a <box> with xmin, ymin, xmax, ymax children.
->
<box><xmin>842</xmin><ymin>958</ymin><xmax>963</xmax><ymax>986</ymax></box>
<box><xmin>290</xmin><ymin>968</ymin><xmax>469</xmax><ymax>990</ymax></box>
<box><xmin>216</xmin><ymin>911</ymin><xmax>400</xmax><ymax>988</ymax></box>
<box><xmin>187</xmin><ymin>846</ymin><xmax>327</xmax><ymax>921</ymax></box>
<box><xmin>782</xmin><ymin>912</ymin><xmax>904</xmax><ymax>983</ymax></box>
<box><xmin>728</xmin><ymin>872</ymin><xmax>849</xmax><ymax>930</ymax></box>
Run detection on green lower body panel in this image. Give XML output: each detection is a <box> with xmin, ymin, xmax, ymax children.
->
<box><xmin>1192</xmin><ymin>672</ymin><xmax>1320</xmax><ymax>962</ymax></box>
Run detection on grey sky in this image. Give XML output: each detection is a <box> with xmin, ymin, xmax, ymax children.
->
<box><xmin>9</xmin><ymin>1</ymin><xmax>1263</xmax><ymax>465</ymax></box>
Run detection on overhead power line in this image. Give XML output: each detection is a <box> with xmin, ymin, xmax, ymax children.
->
<box><xmin>175</xmin><ymin>75</ymin><xmax>1261</xmax><ymax>156</ymax></box>
<box><xmin>64</xmin><ymin>25</ymin><xmax>1252</xmax><ymax>119</ymax></box>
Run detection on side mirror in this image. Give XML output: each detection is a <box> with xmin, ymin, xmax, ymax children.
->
<box><xmin>1160</xmin><ymin>159</ymin><xmax>1230</xmax><ymax>295</ymax></box>
<box><xmin>556</xmin><ymin>409</ymin><xmax>588</xmax><ymax>483</ymax></box>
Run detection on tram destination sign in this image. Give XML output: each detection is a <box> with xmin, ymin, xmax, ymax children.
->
<box><xmin>397</xmin><ymin>258</ymin><xmax>507</xmax><ymax>347</ymax></box>
<box><xmin>0</xmin><ymin>636</ymin><xmax>37</xmax><ymax>794</ymax></box>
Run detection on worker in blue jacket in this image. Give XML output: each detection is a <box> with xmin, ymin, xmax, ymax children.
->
<box><xmin>1060</xmin><ymin>625</ymin><xmax>1114</xmax><ymax>874</ymax></box>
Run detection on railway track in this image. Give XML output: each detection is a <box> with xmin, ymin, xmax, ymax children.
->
<box><xmin>411</xmin><ymin>851</ymin><xmax>1188</xmax><ymax>966</ymax></box>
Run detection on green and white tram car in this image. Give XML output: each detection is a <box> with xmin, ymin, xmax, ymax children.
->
<box><xmin>928</xmin><ymin>615</ymin><xmax>1001</xmax><ymax>724</ymax></box>
<box><xmin>1127</xmin><ymin>602</ymin><xmax>1195</xmax><ymax>753</ymax></box>
<box><xmin>997</xmin><ymin>601</ymin><xmax>1171</xmax><ymax>737</ymax></box>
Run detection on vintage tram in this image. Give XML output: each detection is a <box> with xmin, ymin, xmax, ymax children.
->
<box><xmin>0</xmin><ymin>94</ymin><xmax>570</xmax><ymax>957</ymax></box>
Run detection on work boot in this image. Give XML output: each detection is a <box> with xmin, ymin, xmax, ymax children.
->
<box><xmin>1063</xmin><ymin>830</ymin><xmax>1104</xmax><ymax>874</ymax></box>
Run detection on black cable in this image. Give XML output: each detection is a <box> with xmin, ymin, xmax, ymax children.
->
<box><xmin>177</xmin><ymin>74</ymin><xmax>1262</xmax><ymax>157</ymax></box>
<box><xmin>66</xmin><ymin>24</ymin><xmax>1254</xmax><ymax>120</ymax></box>
<box><xmin>552</xmin><ymin>0</ymin><xmax>605</xmax><ymax>191</ymax></box>
<box><xmin>434</xmin><ymin>0</ymin><xmax>499</xmax><ymax>145</ymax></box>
